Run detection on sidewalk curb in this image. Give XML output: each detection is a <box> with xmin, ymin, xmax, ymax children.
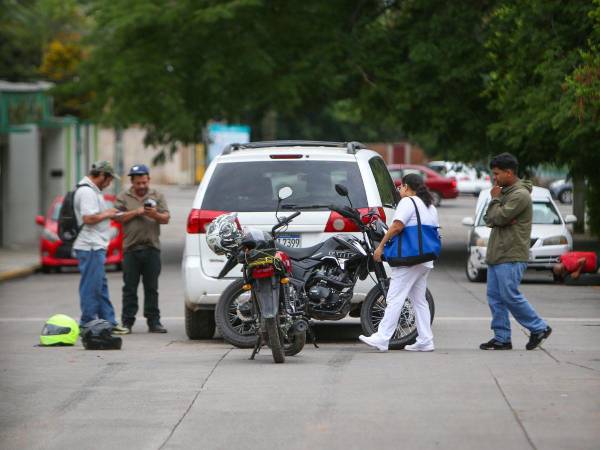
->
<box><xmin>0</xmin><ymin>265</ymin><xmax>40</xmax><ymax>282</ymax></box>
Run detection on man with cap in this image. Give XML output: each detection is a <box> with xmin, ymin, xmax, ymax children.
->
<box><xmin>73</xmin><ymin>161</ymin><xmax>129</xmax><ymax>334</ymax></box>
<box><xmin>114</xmin><ymin>164</ymin><xmax>170</xmax><ymax>333</ymax></box>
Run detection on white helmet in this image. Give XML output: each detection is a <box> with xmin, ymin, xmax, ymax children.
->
<box><xmin>206</xmin><ymin>212</ymin><xmax>242</xmax><ymax>255</ymax></box>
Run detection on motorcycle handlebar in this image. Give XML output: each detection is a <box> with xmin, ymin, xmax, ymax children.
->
<box><xmin>272</xmin><ymin>211</ymin><xmax>301</xmax><ymax>233</ymax></box>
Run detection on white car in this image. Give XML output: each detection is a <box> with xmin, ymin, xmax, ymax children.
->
<box><xmin>182</xmin><ymin>141</ymin><xmax>399</xmax><ymax>339</ymax></box>
<box><xmin>429</xmin><ymin>161</ymin><xmax>492</xmax><ymax>196</ymax></box>
<box><xmin>461</xmin><ymin>186</ymin><xmax>577</xmax><ymax>282</ymax></box>
<box><xmin>446</xmin><ymin>165</ymin><xmax>492</xmax><ymax>196</ymax></box>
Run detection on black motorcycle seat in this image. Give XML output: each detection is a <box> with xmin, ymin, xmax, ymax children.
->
<box><xmin>276</xmin><ymin>242</ymin><xmax>324</xmax><ymax>260</ymax></box>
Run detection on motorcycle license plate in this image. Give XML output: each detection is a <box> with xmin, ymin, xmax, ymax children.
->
<box><xmin>276</xmin><ymin>233</ymin><xmax>301</xmax><ymax>248</ymax></box>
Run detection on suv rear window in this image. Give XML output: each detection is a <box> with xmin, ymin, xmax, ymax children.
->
<box><xmin>202</xmin><ymin>161</ymin><xmax>368</xmax><ymax>212</ymax></box>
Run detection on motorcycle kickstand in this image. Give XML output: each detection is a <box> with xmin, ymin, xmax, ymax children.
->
<box><xmin>249</xmin><ymin>336</ymin><xmax>262</xmax><ymax>360</ymax></box>
<box><xmin>307</xmin><ymin>322</ymin><xmax>319</xmax><ymax>349</ymax></box>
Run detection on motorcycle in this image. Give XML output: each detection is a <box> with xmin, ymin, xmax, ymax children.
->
<box><xmin>216</xmin><ymin>184</ymin><xmax>435</xmax><ymax>351</ymax></box>
<box><xmin>213</xmin><ymin>187</ymin><xmax>307</xmax><ymax>363</ymax></box>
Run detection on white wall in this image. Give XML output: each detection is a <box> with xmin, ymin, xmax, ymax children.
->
<box><xmin>41</xmin><ymin>128</ymin><xmax>65</xmax><ymax>214</ymax></box>
<box><xmin>4</xmin><ymin>125</ymin><xmax>41</xmax><ymax>247</ymax></box>
<box><xmin>97</xmin><ymin>127</ymin><xmax>194</xmax><ymax>187</ymax></box>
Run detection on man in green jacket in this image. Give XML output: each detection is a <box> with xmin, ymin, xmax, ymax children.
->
<box><xmin>480</xmin><ymin>153</ymin><xmax>552</xmax><ymax>351</ymax></box>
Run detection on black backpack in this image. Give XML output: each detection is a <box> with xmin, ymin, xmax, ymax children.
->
<box><xmin>57</xmin><ymin>184</ymin><xmax>92</xmax><ymax>243</ymax></box>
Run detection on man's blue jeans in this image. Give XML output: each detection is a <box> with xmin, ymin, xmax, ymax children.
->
<box><xmin>75</xmin><ymin>249</ymin><xmax>116</xmax><ymax>326</ymax></box>
<box><xmin>487</xmin><ymin>262</ymin><xmax>547</xmax><ymax>343</ymax></box>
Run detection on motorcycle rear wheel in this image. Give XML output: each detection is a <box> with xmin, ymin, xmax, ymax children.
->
<box><xmin>264</xmin><ymin>317</ymin><xmax>285</xmax><ymax>363</ymax></box>
<box><xmin>360</xmin><ymin>284</ymin><xmax>435</xmax><ymax>350</ymax></box>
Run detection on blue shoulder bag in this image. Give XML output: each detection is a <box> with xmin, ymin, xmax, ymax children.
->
<box><xmin>383</xmin><ymin>197</ymin><xmax>441</xmax><ymax>266</ymax></box>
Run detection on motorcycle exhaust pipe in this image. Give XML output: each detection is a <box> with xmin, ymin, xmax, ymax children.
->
<box><xmin>290</xmin><ymin>319</ymin><xmax>308</xmax><ymax>335</ymax></box>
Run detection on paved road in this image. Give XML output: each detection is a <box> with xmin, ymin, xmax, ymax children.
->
<box><xmin>1</xmin><ymin>188</ymin><xmax>599</xmax><ymax>450</ymax></box>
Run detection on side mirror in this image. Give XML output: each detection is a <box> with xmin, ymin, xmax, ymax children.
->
<box><xmin>335</xmin><ymin>184</ymin><xmax>349</xmax><ymax>197</ymax></box>
<box><xmin>564</xmin><ymin>214</ymin><xmax>577</xmax><ymax>224</ymax></box>
<box><xmin>35</xmin><ymin>215</ymin><xmax>45</xmax><ymax>226</ymax></box>
<box><xmin>461</xmin><ymin>217</ymin><xmax>475</xmax><ymax>227</ymax></box>
<box><xmin>278</xmin><ymin>186</ymin><xmax>293</xmax><ymax>200</ymax></box>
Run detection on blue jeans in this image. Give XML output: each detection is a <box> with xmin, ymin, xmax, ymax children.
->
<box><xmin>75</xmin><ymin>249</ymin><xmax>116</xmax><ymax>326</ymax></box>
<box><xmin>487</xmin><ymin>262</ymin><xmax>547</xmax><ymax>343</ymax></box>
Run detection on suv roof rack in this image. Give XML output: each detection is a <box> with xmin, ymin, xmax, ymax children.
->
<box><xmin>221</xmin><ymin>140</ymin><xmax>366</xmax><ymax>155</ymax></box>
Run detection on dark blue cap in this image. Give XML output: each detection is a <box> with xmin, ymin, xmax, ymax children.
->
<box><xmin>128</xmin><ymin>164</ymin><xmax>150</xmax><ymax>176</ymax></box>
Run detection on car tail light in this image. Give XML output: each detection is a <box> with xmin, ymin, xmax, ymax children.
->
<box><xmin>187</xmin><ymin>209</ymin><xmax>232</xmax><ymax>234</ymax></box>
<box><xmin>252</xmin><ymin>265</ymin><xmax>275</xmax><ymax>278</ymax></box>
<box><xmin>450</xmin><ymin>178</ymin><xmax>457</xmax><ymax>188</ymax></box>
<box><xmin>269</xmin><ymin>154</ymin><xmax>303</xmax><ymax>159</ymax></box>
<box><xmin>325</xmin><ymin>207</ymin><xmax>385</xmax><ymax>232</ymax></box>
<box><xmin>485</xmin><ymin>175</ymin><xmax>490</xmax><ymax>181</ymax></box>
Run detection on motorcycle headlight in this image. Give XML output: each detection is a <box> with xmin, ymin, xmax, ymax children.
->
<box><xmin>469</xmin><ymin>232</ymin><xmax>488</xmax><ymax>247</ymax></box>
<box><xmin>543</xmin><ymin>235</ymin><xmax>567</xmax><ymax>246</ymax></box>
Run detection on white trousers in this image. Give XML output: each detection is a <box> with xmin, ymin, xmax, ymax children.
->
<box><xmin>374</xmin><ymin>264</ymin><xmax>433</xmax><ymax>346</ymax></box>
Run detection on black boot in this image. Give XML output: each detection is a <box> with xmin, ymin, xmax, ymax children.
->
<box><xmin>148</xmin><ymin>321</ymin><xmax>168</xmax><ymax>333</ymax></box>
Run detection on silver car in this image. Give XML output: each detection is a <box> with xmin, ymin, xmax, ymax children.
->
<box><xmin>461</xmin><ymin>186</ymin><xmax>577</xmax><ymax>282</ymax></box>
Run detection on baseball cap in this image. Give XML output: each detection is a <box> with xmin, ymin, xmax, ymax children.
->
<box><xmin>128</xmin><ymin>164</ymin><xmax>150</xmax><ymax>176</ymax></box>
<box><xmin>91</xmin><ymin>160</ymin><xmax>120</xmax><ymax>180</ymax></box>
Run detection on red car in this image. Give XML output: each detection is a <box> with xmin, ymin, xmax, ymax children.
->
<box><xmin>387</xmin><ymin>164</ymin><xmax>458</xmax><ymax>206</ymax></box>
<box><xmin>35</xmin><ymin>195</ymin><xmax>124</xmax><ymax>272</ymax></box>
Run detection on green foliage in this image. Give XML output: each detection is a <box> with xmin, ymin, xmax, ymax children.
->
<box><xmin>347</xmin><ymin>1</ymin><xmax>498</xmax><ymax>161</ymax></box>
<box><xmin>78</xmin><ymin>0</ymin><xmax>378</xmax><ymax>143</ymax></box>
<box><xmin>18</xmin><ymin>0</ymin><xmax>595</xmax><ymax>234</ymax></box>
<box><xmin>0</xmin><ymin>0</ymin><xmax>90</xmax><ymax>115</ymax></box>
<box><xmin>484</xmin><ymin>0</ymin><xmax>600</xmax><ymax>234</ymax></box>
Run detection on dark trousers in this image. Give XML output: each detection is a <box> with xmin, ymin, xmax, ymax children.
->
<box><xmin>122</xmin><ymin>247</ymin><xmax>161</xmax><ymax>326</ymax></box>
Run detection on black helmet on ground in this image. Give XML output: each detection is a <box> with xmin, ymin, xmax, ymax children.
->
<box><xmin>80</xmin><ymin>319</ymin><xmax>122</xmax><ymax>350</ymax></box>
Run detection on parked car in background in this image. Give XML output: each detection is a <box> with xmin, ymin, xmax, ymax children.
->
<box><xmin>387</xmin><ymin>163</ymin><xmax>458</xmax><ymax>206</ymax></box>
<box><xmin>182</xmin><ymin>141</ymin><xmax>400</xmax><ymax>340</ymax></box>
<box><xmin>427</xmin><ymin>160</ymin><xmax>454</xmax><ymax>176</ymax></box>
<box><xmin>549</xmin><ymin>178</ymin><xmax>573</xmax><ymax>204</ymax></box>
<box><xmin>461</xmin><ymin>186</ymin><xmax>577</xmax><ymax>282</ymax></box>
<box><xmin>446</xmin><ymin>164</ymin><xmax>492</xmax><ymax>196</ymax></box>
<box><xmin>35</xmin><ymin>195</ymin><xmax>124</xmax><ymax>272</ymax></box>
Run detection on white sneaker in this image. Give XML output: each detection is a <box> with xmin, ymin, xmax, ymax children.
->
<box><xmin>359</xmin><ymin>334</ymin><xmax>388</xmax><ymax>352</ymax></box>
<box><xmin>404</xmin><ymin>342</ymin><xmax>434</xmax><ymax>352</ymax></box>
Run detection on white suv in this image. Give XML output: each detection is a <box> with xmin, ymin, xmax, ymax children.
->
<box><xmin>182</xmin><ymin>141</ymin><xmax>399</xmax><ymax>339</ymax></box>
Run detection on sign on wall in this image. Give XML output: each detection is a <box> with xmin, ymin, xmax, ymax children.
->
<box><xmin>207</xmin><ymin>123</ymin><xmax>251</xmax><ymax>164</ymax></box>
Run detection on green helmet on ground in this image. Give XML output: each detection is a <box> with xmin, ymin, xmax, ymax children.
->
<box><xmin>40</xmin><ymin>314</ymin><xmax>79</xmax><ymax>346</ymax></box>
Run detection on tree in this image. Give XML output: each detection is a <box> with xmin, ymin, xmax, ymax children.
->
<box><xmin>0</xmin><ymin>0</ymin><xmax>91</xmax><ymax>116</ymax></box>
<box><xmin>485</xmin><ymin>0</ymin><xmax>600</xmax><ymax>233</ymax></box>
<box><xmin>343</xmin><ymin>1</ymin><xmax>498</xmax><ymax>161</ymax></box>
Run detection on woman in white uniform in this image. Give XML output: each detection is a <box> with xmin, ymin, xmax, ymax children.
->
<box><xmin>359</xmin><ymin>173</ymin><xmax>439</xmax><ymax>352</ymax></box>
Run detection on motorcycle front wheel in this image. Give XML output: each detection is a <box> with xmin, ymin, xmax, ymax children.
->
<box><xmin>283</xmin><ymin>328</ymin><xmax>306</xmax><ymax>357</ymax></box>
<box><xmin>360</xmin><ymin>284</ymin><xmax>435</xmax><ymax>350</ymax></box>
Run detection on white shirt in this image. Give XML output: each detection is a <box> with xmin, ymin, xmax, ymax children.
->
<box><xmin>392</xmin><ymin>196</ymin><xmax>439</xmax><ymax>268</ymax></box>
<box><xmin>73</xmin><ymin>177</ymin><xmax>111</xmax><ymax>251</ymax></box>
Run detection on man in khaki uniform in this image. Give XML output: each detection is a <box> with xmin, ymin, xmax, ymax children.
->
<box><xmin>114</xmin><ymin>164</ymin><xmax>170</xmax><ymax>333</ymax></box>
